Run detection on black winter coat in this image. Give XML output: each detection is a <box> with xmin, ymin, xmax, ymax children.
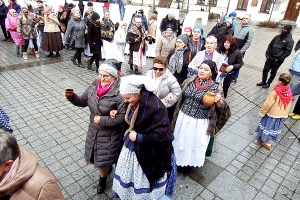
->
<box><xmin>0</xmin><ymin>3</ymin><xmax>8</xmax><ymax>25</ymax></box>
<box><xmin>266</xmin><ymin>34</ymin><xmax>294</xmax><ymax>61</ymax></box>
<box><xmin>217</xmin><ymin>49</ymin><xmax>244</xmax><ymax>75</ymax></box>
<box><xmin>87</xmin><ymin>20</ymin><xmax>102</xmax><ymax>54</ymax></box>
<box><xmin>207</xmin><ymin>24</ymin><xmax>226</xmax><ymax>44</ymax></box>
<box><xmin>160</xmin><ymin>15</ymin><xmax>178</xmax><ymax>33</ymax></box>
<box><xmin>167</xmin><ymin>48</ymin><xmax>194</xmax><ymax>85</ymax></box>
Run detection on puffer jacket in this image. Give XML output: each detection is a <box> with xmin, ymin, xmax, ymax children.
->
<box><xmin>63</xmin><ymin>16</ymin><xmax>87</xmax><ymax>48</ymax></box>
<box><xmin>289</xmin><ymin>50</ymin><xmax>300</xmax><ymax>76</ymax></box>
<box><xmin>234</xmin><ymin>23</ymin><xmax>254</xmax><ymax>53</ymax></box>
<box><xmin>0</xmin><ymin>2</ymin><xmax>8</xmax><ymax>25</ymax></box>
<box><xmin>148</xmin><ymin>19</ymin><xmax>157</xmax><ymax>39</ymax></box>
<box><xmin>146</xmin><ymin>69</ymin><xmax>181</xmax><ymax>108</ymax></box>
<box><xmin>0</xmin><ymin>146</ymin><xmax>65</xmax><ymax>200</ymax></box>
<box><xmin>68</xmin><ymin>78</ymin><xmax>126</xmax><ymax>167</ymax></box>
<box><xmin>43</xmin><ymin>13</ymin><xmax>60</xmax><ymax>33</ymax></box>
<box><xmin>266</xmin><ymin>34</ymin><xmax>294</xmax><ymax>62</ymax></box>
<box><xmin>155</xmin><ymin>31</ymin><xmax>176</xmax><ymax>57</ymax></box>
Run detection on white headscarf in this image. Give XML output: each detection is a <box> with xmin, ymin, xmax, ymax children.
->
<box><xmin>120</xmin><ymin>75</ymin><xmax>158</xmax><ymax>94</ymax></box>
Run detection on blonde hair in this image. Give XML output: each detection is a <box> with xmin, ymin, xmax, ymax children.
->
<box><xmin>71</xmin><ymin>8</ymin><xmax>80</xmax><ymax>16</ymax></box>
<box><xmin>149</xmin><ymin>14</ymin><xmax>157</xmax><ymax>20</ymax></box>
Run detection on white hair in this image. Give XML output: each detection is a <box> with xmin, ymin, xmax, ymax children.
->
<box><xmin>206</xmin><ymin>36</ymin><xmax>218</xmax><ymax>48</ymax></box>
<box><xmin>0</xmin><ymin>133</ymin><xmax>20</xmax><ymax>164</ymax></box>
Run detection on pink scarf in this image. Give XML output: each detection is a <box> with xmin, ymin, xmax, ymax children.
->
<box><xmin>96</xmin><ymin>80</ymin><xmax>115</xmax><ymax>98</ymax></box>
<box><xmin>273</xmin><ymin>84</ymin><xmax>293</xmax><ymax>110</ymax></box>
<box><xmin>0</xmin><ymin>157</ymin><xmax>19</xmax><ymax>187</ymax></box>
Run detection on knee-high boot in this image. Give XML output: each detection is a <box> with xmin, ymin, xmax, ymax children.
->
<box><xmin>97</xmin><ymin>176</ymin><xmax>107</xmax><ymax>194</ymax></box>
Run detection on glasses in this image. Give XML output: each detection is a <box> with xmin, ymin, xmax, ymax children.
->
<box><xmin>243</xmin><ymin>18</ymin><xmax>249</xmax><ymax>19</ymax></box>
<box><xmin>153</xmin><ymin>67</ymin><xmax>164</xmax><ymax>72</ymax></box>
<box><xmin>98</xmin><ymin>74</ymin><xmax>111</xmax><ymax>79</ymax></box>
<box><xmin>176</xmin><ymin>40</ymin><xmax>183</xmax><ymax>43</ymax></box>
<box><xmin>12</xmin><ymin>12</ymin><xmax>16</xmax><ymax>13</ymax></box>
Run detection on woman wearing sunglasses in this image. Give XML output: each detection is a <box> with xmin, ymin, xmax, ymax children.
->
<box><xmin>146</xmin><ymin>56</ymin><xmax>180</xmax><ymax>121</ymax></box>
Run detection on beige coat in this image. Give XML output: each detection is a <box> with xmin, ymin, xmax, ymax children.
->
<box><xmin>155</xmin><ymin>32</ymin><xmax>176</xmax><ymax>57</ymax></box>
<box><xmin>260</xmin><ymin>90</ymin><xmax>292</xmax><ymax>118</ymax></box>
<box><xmin>148</xmin><ymin>19</ymin><xmax>157</xmax><ymax>39</ymax></box>
<box><xmin>44</xmin><ymin>13</ymin><xmax>60</xmax><ymax>33</ymax></box>
<box><xmin>0</xmin><ymin>146</ymin><xmax>65</xmax><ymax>200</ymax></box>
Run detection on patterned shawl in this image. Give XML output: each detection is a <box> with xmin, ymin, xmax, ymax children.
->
<box><xmin>169</xmin><ymin>47</ymin><xmax>188</xmax><ymax>74</ymax></box>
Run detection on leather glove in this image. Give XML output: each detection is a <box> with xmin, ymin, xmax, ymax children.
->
<box><xmin>65</xmin><ymin>89</ymin><xmax>75</xmax><ymax>100</ymax></box>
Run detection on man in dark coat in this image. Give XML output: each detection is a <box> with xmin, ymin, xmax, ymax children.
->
<box><xmin>0</xmin><ymin>0</ymin><xmax>10</xmax><ymax>42</ymax></box>
<box><xmin>257</xmin><ymin>25</ymin><xmax>294</xmax><ymax>88</ymax></box>
<box><xmin>207</xmin><ymin>15</ymin><xmax>227</xmax><ymax>46</ymax></box>
<box><xmin>137</xmin><ymin>9</ymin><xmax>148</xmax><ymax>31</ymax></box>
<box><xmin>160</xmin><ymin>12</ymin><xmax>177</xmax><ymax>33</ymax></box>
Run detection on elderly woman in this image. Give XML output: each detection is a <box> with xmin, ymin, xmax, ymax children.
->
<box><xmin>100</xmin><ymin>10</ymin><xmax>114</xmax><ymax>59</ymax></box>
<box><xmin>57</xmin><ymin>5</ymin><xmax>68</xmax><ymax>34</ymax></box>
<box><xmin>127</xmin><ymin>17</ymin><xmax>147</xmax><ymax>75</ymax></box>
<box><xmin>112</xmin><ymin>75</ymin><xmax>175</xmax><ymax>199</ymax></box>
<box><xmin>0</xmin><ymin>133</ymin><xmax>65</xmax><ymax>199</ymax></box>
<box><xmin>17</xmin><ymin>4</ymin><xmax>39</xmax><ymax>60</ymax></box>
<box><xmin>63</xmin><ymin>9</ymin><xmax>87</xmax><ymax>68</ymax></box>
<box><xmin>155</xmin><ymin>24</ymin><xmax>176</xmax><ymax>57</ymax></box>
<box><xmin>188</xmin><ymin>36</ymin><xmax>223</xmax><ymax>75</ymax></box>
<box><xmin>189</xmin><ymin>26</ymin><xmax>206</xmax><ymax>57</ymax></box>
<box><xmin>217</xmin><ymin>36</ymin><xmax>243</xmax><ymax>98</ymax></box>
<box><xmin>64</xmin><ymin>62</ymin><xmax>126</xmax><ymax>194</ymax></box>
<box><xmin>146</xmin><ymin>56</ymin><xmax>181</xmax><ymax>121</ymax></box>
<box><xmin>171</xmin><ymin>60</ymin><xmax>231</xmax><ymax>172</ymax></box>
<box><xmin>167</xmin><ymin>34</ymin><xmax>193</xmax><ymax>85</ymax></box>
<box><xmin>148</xmin><ymin>13</ymin><xmax>157</xmax><ymax>44</ymax></box>
<box><xmin>42</xmin><ymin>7</ymin><xmax>63</xmax><ymax>58</ymax></box>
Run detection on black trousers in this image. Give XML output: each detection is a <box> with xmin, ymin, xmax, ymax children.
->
<box><xmin>223</xmin><ymin>73</ymin><xmax>233</xmax><ymax>98</ymax></box>
<box><xmin>23</xmin><ymin>38</ymin><xmax>38</xmax><ymax>53</ymax></box>
<box><xmin>90</xmin><ymin>53</ymin><xmax>101</xmax><ymax>68</ymax></box>
<box><xmin>293</xmin><ymin>96</ymin><xmax>300</xmax><ymax>115</ymax></box>
<box><xmin>0</xmin><ymin>24</ymin><xmax>9</xmax><ymax>38</ymax></box>
<box><xmin>262</xmin><ymin>58</ymin><xmax>284</xmax><ymax>84</ymax></box>
<box><xmin>74</xmin><ymin>48</ymin><xmax>84</xmax><ymax>62</ymax></box>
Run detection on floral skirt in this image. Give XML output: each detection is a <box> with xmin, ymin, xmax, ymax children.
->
<box><xmin>113</xmin><ymin>146</ymin><xmax>168</xmax><ymax>200</ymax></box>
<box><xmin>41</xmin><ymin>32</ymin><xmax>63</xmax><ymax>52</ymax></box>
<box><xmin>256</xmin><ymin>115</ymin><xmax>284</xmax><ymax>142</ymax></box>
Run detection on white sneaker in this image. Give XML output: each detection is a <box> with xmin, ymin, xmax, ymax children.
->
<box><xmin>23</xmin><ymin>53</ymin><xmax>28</xmax><ymax>60</ymax></box>
<box><xmin>35</xmin><ymin>51</ymin><xmax>40</xmax><ymax>58</ymax></box>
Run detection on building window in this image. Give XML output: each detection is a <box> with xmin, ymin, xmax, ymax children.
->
<box><xmin>260</xmin><ymin>0</ymin><xmax>272</xmax><ymax>13</ymax></box>
<box><xmin>197</xmin><ymin>0</ymin><xmax>205</xmax><ymax>5</ymax></box>
<box><xmin>210</xmin><ymin>0</ymin><xmax>218</xmax><ymax>5</ymax></box>
<box><xmin>237</xmin><ymin>0</ymin><xmax>249</xmax><ymax>10</ymax></box>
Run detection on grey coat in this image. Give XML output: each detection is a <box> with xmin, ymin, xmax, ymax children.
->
<box><xmin>69</xmin><ymin>78</ymin><xmax>126</xmax><ymax>168</ymax></box>
<box><xmin>146</xmin><ymin>69</ymin><xmax>181</xmax><ymax>108</ymax></box>
<box><xmin>63</xmin><ymin>17</ymin><xmax>87</xmax><ymax>48</ymax></box>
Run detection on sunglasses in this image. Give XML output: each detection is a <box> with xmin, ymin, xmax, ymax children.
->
<box><xmin>153</xmin><ymin>67</ymin><xmax>164</xmax><ymax>72</ymax></box>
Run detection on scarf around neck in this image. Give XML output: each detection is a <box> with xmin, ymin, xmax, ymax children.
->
<box><xmin>273</xmin><ymin>84</ymin><xmax>293</xmax><ymax>110</ymax></box>
<box><xmin>96</xmin><ymin>80</ymin><xmax>114</xmax><ymax>98</ymax></box>
<box><xmin>169</xmin><ymin>47</ymin><xmax>188</xmax><ymax>74</ymax></box>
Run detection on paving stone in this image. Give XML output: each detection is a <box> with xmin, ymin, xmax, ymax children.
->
<box><xmin>248</xmin><ymin>177</ymin><xmax>264</xmax><ymax>190</ymax></box>
<box><xmin>261</xmin><ymin>185</ymin><xmax>276</xmax><ymax>198</ymax></box>
<box><xmin>253</xmin><ymin>191</ymin><xmax>273</xmax><ymax>200</ymax></box>
<box><xmin>200</xmin><ymin>189</ymin><xmax>215</xmax><ymax>200</ymax></box>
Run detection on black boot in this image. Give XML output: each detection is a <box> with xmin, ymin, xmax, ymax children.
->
<box><xmin>135</xmin><ymin>69</ymin><xmax>141</xmax><ymax>75</ymax></box>
<box><xmin>55</xmin><ymin>52</ymin><xmax>60</xmax><ymax>58</ymax></box>
<box><xmin>78</xmin><ymin>61</ymin><xmax>85</xmax><ymax>68</ymax></box>
<box><xmin>130</xmin><ymin>64</ymin><xmax>133</xmax><ymax>70</ymax></box>
<box><xmin>87</xmin><ymin>61</ymin><xmax>93</xmax><ymax>70</ymax></box>
<box><xmin>96</xmin><ymin>65</ymin><xmax>99</xmax><ymax>74</ymax></box>
<box><xmin>47</xmin><ymin>52</ymin><xmax>54</xmax><ymax>58</ymax></box>
<box><xmin>97</xmin><ymin>176</ymin><xmax>107</xmax><ymax>194</ymax></box>
<box><xmin>71</xmin><ymin>57</ymin><xmax>77</xmax><ymax>65</ymax></box>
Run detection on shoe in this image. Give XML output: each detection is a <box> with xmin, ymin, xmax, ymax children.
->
<box><xmin>55</xmin><ymin>52</ymin><xmax>60</xmax><ymax>58</ymax></box>
<box><xmin>135</xmin><ymin>69</ymin><xmax>141</xmax><ymax>75</ymax></box>
<box><xmin>78</xmin><ymin>62</ymin><xmax>85</xmax><ymax>68</ymax></box>
<box><xmin>261</xmin><ymin>141</ymin><xmax>271</xmax><ymax>150</ymax></box>
<box><xmin>87</xmin><ymin>62</ymin><xmax>93</xmax><ymax>70</ymax></box>
<box><xmin>71</xmin><ymin>57</ymin><xmax>77</xmax><ymax>65</ymax></box>
<box><xmin>6</xmin><ymin>38</ymin><xmax>12</xmax><ymax>42</ymax></box>
<box><xmin>17</xmin><ymin>53</ymin><xmax>22</xmax><ymax>57</ymax></box>
<box><xmin>232</xmin><ymin>79</ymin><xmax>237</xmax><ymax>83</ymax></box>
<box><xmin>262</xmin><ymin>83</ymin><xmax>270</xmax><ymax>88</ymax></box>
<box><xmin>177</xmin><ymin>166</ymin><xmax>191</xmax><ymax>173</ymax></box>
<box><xmin>2</xmin><ymin>38</ymin><xmax>7</xmax><ymax>41</ymax></box>
<box><xmin>35</xmin><ymin>51</ymin><xmax>40</xmax><ymax>58</ymax></box>
<box><xmin>289</xmin><ymin>113</ymin><xmax>296</xmax><ymax>117</ymax></box>
<box><xmin>292</xmin><ymin>114</ymin><xmax>300</xmax><ymax>120</ymax></box>
<box><xmin>22</xmin><ymin>53</ymin><xmax>28</xmax><ymax>60</ymax></box>
<box><xmin>130</xmin><ymin>64</ymin><xmax>133</xmax><ymax>70</ymax></box>
<box><xmin>256</xmin><ymin>82</ymin><xmax>266</xmax><ymax>86</ymax></box>
<box><xmin>97</xmin><ymin>176</ymin><xmax>107</xmax><ymax>194</ymax></box>
<box><xmin>47</xmin><ymin>52</ymin><xmax>54</xmax><ymax>58</ymax></box>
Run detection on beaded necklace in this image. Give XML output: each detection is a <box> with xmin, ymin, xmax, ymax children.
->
<box><xmin>195</xmin><ymin>77</ymin><xmax>212</xmax><ymax>91</ymax></box>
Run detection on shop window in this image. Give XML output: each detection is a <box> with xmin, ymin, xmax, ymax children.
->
<box><xmin>237</xmin><ymin>0</ymin><xmax>249</xmax><ymax>10</ymax></box>
<box><xmin>260</xmin><ymin>0</ymin><xmax>272</xmax><ymax>13</ymax></box>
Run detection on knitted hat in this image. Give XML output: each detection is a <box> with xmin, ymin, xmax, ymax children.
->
<box><xmin>103</xmin><ymin>59</ymin><xmax>121</xmax><ymax>71</ymax></box>
<box><xmin>68</xmin><ymin>3</ymin><xmax>75</xmax><ymax>8</ymax></box>
<box><xmin>166</xmin><ymin>24</ymin><xmax>175</xmax><ymax>32</ymax></box>
<box><xmin>229</xmin><ymin>11</ymin><xmax>237</xmax><ymax>17</ymax></box>
<box><xmin>177</xmin><ymin>34</ymin><xmax>189</xmax><ymax>47</ymax></box>
<box><xmin>167</xmin><ymin>12</ymin><xmax>175</xmax><ymax>19</ymax></box>
<box><xmin>91</xmin><ymin>12</ymin><xmax>100</xmax><ymax>21</ymax></box>
<box><xmin>87</xmin><ymin>2</ymin><xmax>93</xmax><ymax>6</ymax></box>
<box><xmin>184</xmin><ymin>27</ymin><xmax>192</xmax><ymax>34</ymax></box>
<box><xmin>120</xmin><ymin>75</ymin><xmax>158</xmax><ymax>94</ymax></box>
<box><xmin>284</xmin><ymin>25</ymin><xmax>292</xmax><ymax>33</ymax></box>
<box><xmin>226</xmin><ymin>18</ymin><xmax>232</xmax><ymax>24</ymax></box>
<box><xmin>201</xmin><ymin>60</ymin><xmax>218</xmax><ymax>80</ymax></box>
<box><xmin>36</xmin><ymin>0</ymin><xmax>43</xmax><ymax>3</ymax></box>
<box><xmin>138</xmin><ymin>9</ymin><xmax>144</xmax><ymax>15</ymax></box>
<box><xmin>98</xmin><ymin>63</ymin><xmax>118</xmax><ymax>78</ymax></box>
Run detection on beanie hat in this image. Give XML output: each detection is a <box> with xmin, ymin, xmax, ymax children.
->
<box><xmin>201</xmin><ymin>60</ymin><xmax>218</xmax><ymax>81</ymax></box>
<box><xmin>177</xmin><ymin>34</ymin><xmax>189</xmax><ymax>47</ymax></box>
<box><xmin>98</xmin><ymin>63</ymin><xmax>118</xmax><ymax>78</ymax></box>
<box><xmin>167</xmin><ymin>12</ymin><xmax>175</xmax><ymax>19</ymax></box>
<box><xmin>184</xmin><ymin>27</ymin><xmax>192</xmax><ymax>34</ymax></box>
<box><xmin>226</xmin><ymin>18</ymin><xmax>232</xmax><ymax>24</ymax></box>
<box><xmin>229</xmin><ymin>11</ymin><xmax>237</xmax><ymax>17</ymax></box>
<box><xmin>87</xmin><ymin>2</ymin><xmax>93</xmax><ymax>6</ymax></box>
<box><xmin>138</xmin><ymin>9</ymin><xmax>144</xmax><ymax>15</ymax></box>
<box><xmin>91</xmin><ymin>12</ymin><xmax>100</xmax><ymax>21</ymax></box>
<box><xmin>283</xmin><ymin>25</ymin><xmax>292</xmax><ymax>33</ymax></box>
<box><xmin>166</xmin><ymin>24</ymin><xmax>175</xmax><ymax>32</ymax></box>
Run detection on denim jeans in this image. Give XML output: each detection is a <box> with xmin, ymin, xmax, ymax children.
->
<box><xmin>38</xmin><ymin>29</ymin><xmax>43</xmax><ymax>46</ymax></box>
<box><xmin>119</xmin><ymin>3</ymin><xmax>125</xmax><ymax>21</ymax></box>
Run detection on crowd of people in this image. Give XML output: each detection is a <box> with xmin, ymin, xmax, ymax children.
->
<box><xmin>1</xmin><ymin>1</ymin><xmax>300</xmax><ymax>199</ymax></box>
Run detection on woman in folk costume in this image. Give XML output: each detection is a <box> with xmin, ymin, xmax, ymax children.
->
<box><xmin>100</xmin><ymin>10</ymin><xmax>114</xmax><ymax>59</ymax></box>
<box><xmin>127</xmin><ymin>17</ymin><xmax>147</xmax><ymax>75</ymax></box>
<box><xmin>5</xmin><ymin>9</ymin><xmax>24</xmax><ymax>57</ymax></box>
<box><xmin>112</xmin><ymin>75</ymin><xmax>176</xmax><ymax>199</ymax></box>
<box><xmin>112</xmin><ymin>21</ymin><xmax>127</xmax><ymax>76</ymax></box>
<box><xmin>256</xmin><ymin>73</ymin><xmax>293</xmax><ymax>150</ymax></box>
<box><xmin>171</xmin><ymin>60</ymin><xmax>230</xmax><ymax>172</ymax></box>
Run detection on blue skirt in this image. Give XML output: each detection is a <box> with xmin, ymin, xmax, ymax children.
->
<box><xmin>255</xmin><ymin>115</ymin><xmax>285</xmax><ymax>142</ymax></box>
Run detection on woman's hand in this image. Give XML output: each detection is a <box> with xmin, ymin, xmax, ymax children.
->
<box><xmin>165</xmin><ymin>93</ymin><xmax>174</xmax><ymax>103</ymax></box>
<box><xmin>110</xmin><ymin>110</ymin><xmax>118</xmax><ymax>119</ymax></box>
<box><xmin>226</xmin><ymin>65</ymin><xmax>234</xmax><ymax>72</ymax></box>
<box><xmin>129</xmin><ymin>130</ymin><xmax>137</xmax><ymax>141</ymax></box>
<box><xmin>94</xmin><ymin>115</ymin><xmax>101</xmax><ymax>124</ymax></box>
<box><xmin>214</xmin><ymin>93</ymin><xmax>222</xmax><ymax>103</ymax></box>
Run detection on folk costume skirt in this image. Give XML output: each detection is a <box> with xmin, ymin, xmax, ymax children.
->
<box><xmin>113</xmin><ymin>146</ymin><xmax>168</xmax><ymax>200</ymax></box>
<box><xmin>41</xmin><ymin>32</ymin><xmax>63</xmax><ymax>52</ymax></box>
<box><xmin>173</xmin><ymin>110</ymin><xmax>210</xmax><ymax>167</ymax></box>
<box><xmin>255</xmin><ymin>115</ymin><xmax>284</xmax><ymax>142</ymax></box>
<box><xmin>102</xmin><ymin>40</ymin><xmax>113</xmax><ymax>59</ymax></box>
<box><xmin>132</xmin><ymin>44</ymin><xmax>146</xmax><ymax>69</ymax></box>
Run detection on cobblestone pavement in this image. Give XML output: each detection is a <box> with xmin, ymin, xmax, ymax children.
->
<box><xmin>0</xmin><ymin>20</ymin><xmax>300</xmax><ymax>200</ymax></box>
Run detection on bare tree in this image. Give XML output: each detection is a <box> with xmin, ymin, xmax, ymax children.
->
<box><xmin>157</xmin><ymin>0</ymin><xmax>173</xmax><ymax>8</ymax></box>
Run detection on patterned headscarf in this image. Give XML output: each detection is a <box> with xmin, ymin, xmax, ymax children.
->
<box><xmin>120</xmin><ymin>75</ymin><xmax>158</xmax><ymax>94</ymax></box>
